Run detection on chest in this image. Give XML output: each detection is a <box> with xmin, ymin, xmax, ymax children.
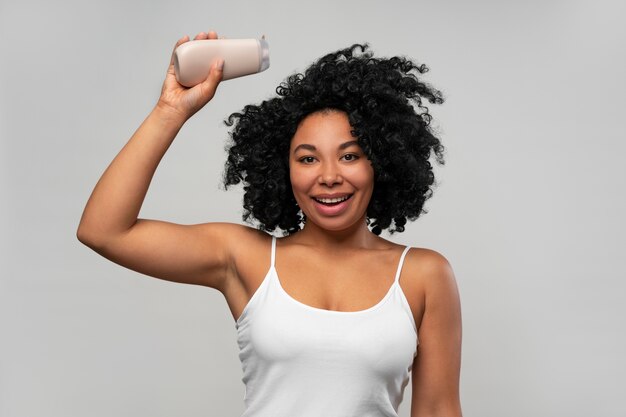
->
<box><xmin>275</xmin><ymin>250</ymin><xmax>403</xmax><ymax>312</ymax></box>
<box><xmin>227</xmin><ymin>243</ymin><xmax>425</xmax><ymax>331</ymax></box>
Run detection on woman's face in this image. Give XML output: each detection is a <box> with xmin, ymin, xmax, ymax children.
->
<box><xmin>289</xmin><ymin>110</ymin><xmax>375</xmax><ymax>232</ymax></box>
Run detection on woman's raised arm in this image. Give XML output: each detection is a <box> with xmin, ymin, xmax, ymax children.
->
<box><xmin>76</xmin><ymin>31</ymin><xmax>245</xmax><ymax>291</ymax></box>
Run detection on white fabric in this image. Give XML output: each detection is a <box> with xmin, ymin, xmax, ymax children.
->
<box><xmin>235</xmin><ymin>236</ymin><xmax>418</xmax><ymax>417</ymax></box>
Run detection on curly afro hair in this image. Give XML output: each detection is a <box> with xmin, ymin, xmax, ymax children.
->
<box><xmin>222</xmin><ymin>42</ymin><xmax>445</xmax><ymax>236</ymax></box>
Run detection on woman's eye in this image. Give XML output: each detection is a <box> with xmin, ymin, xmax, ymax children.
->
<box><xmin>299</xmin><ymin>154</ymin><xmax>358</xmax><ymax>164</ymax></box>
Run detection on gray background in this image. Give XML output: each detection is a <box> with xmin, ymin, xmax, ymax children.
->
<box><xmin>1</xmin><ymin>1</ymin><xmax>625</xmax><ymax>416</ymax></box>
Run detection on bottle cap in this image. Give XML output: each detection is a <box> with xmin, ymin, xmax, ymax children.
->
<box><xmin>258</xmin><ymin>38</ymin><xmax>270</xmax><ymax>72</ymax></box>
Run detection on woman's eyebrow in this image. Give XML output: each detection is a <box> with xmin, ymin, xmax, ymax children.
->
<box><xmin>293</xmin><ymin>140</ymin><xmax>359</xmax><ymax>153</ymax></box>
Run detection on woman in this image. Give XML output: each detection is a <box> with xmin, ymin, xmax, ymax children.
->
<box><xmin>77</xmin><ymin>30</ymin><xmax>463</xmax><ymax>417</ymax></box>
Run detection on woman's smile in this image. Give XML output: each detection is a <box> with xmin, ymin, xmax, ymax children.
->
<box><xmin>311</xmin><ymin>193</ymin><xmax>354</xmax><ymax>216</ymax></box>
<box><xmin>289</xmin><ymin>109</ymin><xmax>374</xmax><ymax>231</ymax></box>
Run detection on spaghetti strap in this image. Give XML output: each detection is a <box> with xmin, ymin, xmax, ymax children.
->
<box><xmin>394</xmin><ymin>246</ymin><xmax>412</xmax><ymax>284</ymax></box>
<box><xmin>270</xmin><ymin>235</ymin><xmax>276</xmax><ymax>268</ymax></box>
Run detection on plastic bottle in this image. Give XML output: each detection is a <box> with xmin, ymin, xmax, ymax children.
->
<box><xmin>174</xmin><ymin>37</ymin><xmax>270</xmax><ymax>87</ymax></box>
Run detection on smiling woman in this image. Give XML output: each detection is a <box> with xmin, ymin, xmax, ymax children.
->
<box><xmin>289</xmin><ymin>110</ymin><xmax>375</xmax><ymax>231</ymax></box>
<box><xmin>77</xmin><ymin>30</ymin><xmax>461</xmax><ymax>417</ymax></box>
<box><xmin>223</xmin><ymin>43</ymin><xmax>446</xmax><ymax>237</ymax></box>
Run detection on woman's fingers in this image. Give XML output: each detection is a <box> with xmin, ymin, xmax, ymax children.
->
<box><xmin>167</xmin><ymin>29</ymin><xmax>216</xmax><ymax>68</ymax></box>
<box><xmin>158</xmin><ymin>31</ymin><xmax>222</xmax><ymax>120</ymax></box>
<box><xmin>166</xmin><ymin>31</ymin><xmax>218</xmax><ymax>76</ymax></box>
<box><xmin>193</xmin><ymin>31</ymin><xmax>218</xmax><ymax>41</ymax></box>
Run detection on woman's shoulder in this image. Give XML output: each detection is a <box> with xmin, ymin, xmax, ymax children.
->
<box><xmin>195</xmin><ymin>222</ymin><xmax>272</xmax><ymax>247</ymax></box>
<box><xmin>195</xmin><ymin>222</ymin><xmax>273</xmax><ymax>265</ymax></box>
<box><xmin>401</xmin><ymin>245</ymin><xmax>457</xmax><ymax>297</ymax></box>
<box><xmin>405</xmin><ymin>246</ymin><xmax>452</xmax><ymax>268</ymax></box>
<box><xmin>374</xmin><ymin>236</ymin><xmax>452</xmax><ymax>265</ymax></box>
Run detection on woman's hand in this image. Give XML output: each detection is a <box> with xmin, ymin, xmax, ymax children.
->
<box><xmin>155</xmin><ymin>30</ymin><xmax>224</xmax><ymax>123</ymax></box>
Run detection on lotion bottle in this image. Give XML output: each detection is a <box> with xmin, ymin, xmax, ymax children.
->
<box><xmin>174</xmin><ymin>37</ymin><xmax>270</xmax><ymax>87</ymax></box>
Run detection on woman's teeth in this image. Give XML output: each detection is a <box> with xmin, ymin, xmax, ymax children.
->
<box><xmin>313</xmin><ymin>195</ymin><xmax>351</xmax><ymax>204</ymax></box>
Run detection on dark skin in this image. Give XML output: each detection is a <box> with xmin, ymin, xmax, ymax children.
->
<box><xmin>77</xmin><ymin>30</ymin><xmax>463</xmax><ymax>417</ymax></box>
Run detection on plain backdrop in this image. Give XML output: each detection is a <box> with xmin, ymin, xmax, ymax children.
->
<box><xmin>1</xmin><ymin>1</ymin><xmax>625</xmax><ymax>416</ymax></box>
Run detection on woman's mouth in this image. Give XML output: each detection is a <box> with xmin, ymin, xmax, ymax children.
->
<box><xmin>312</xmin><ymin>194</ymin><xmax>352</xmax><ymax>205</ymax></box>
<box><xmin>311</xmin><ymin>194</ymin><xmax>353</xmax><ymax>215</ymax></box>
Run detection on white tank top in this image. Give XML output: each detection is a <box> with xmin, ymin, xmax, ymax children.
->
<box><xmin>235</xmin><ymin>236</ymin><xmax>418</xmax><ymax>417</ymax></box>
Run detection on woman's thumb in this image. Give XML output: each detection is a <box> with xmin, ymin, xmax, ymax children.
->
<box><xmin>213</xmin><ymin>58</ymin><xmax>225</xmax><ymax>78</ymax></box>
<box><xmin>199</xmin><ymin>58</ymin><xmax>224</xmax><ymax>101</ymax></box>
<box><xmin>207</xmin><ymin>58</ymin><xmax>224</xmax><ymax>85</ymax></box>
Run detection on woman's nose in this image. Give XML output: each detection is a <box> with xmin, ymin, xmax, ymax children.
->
<box><xmin>318</xmin><ymin>162</ymin><xmax>343</xmax><ymax>186</ymax></box>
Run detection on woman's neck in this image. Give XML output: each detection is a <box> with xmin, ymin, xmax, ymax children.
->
<box><xmin>289</xmin><ymin>215</ymin><xmax>380</xmax><ymax>251</ymax></box>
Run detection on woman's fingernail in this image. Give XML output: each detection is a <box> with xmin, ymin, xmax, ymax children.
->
<box><xmin>216</xmin><ymin>59</ymin><xmax>224</xmax><ymax>70</ymax></box>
